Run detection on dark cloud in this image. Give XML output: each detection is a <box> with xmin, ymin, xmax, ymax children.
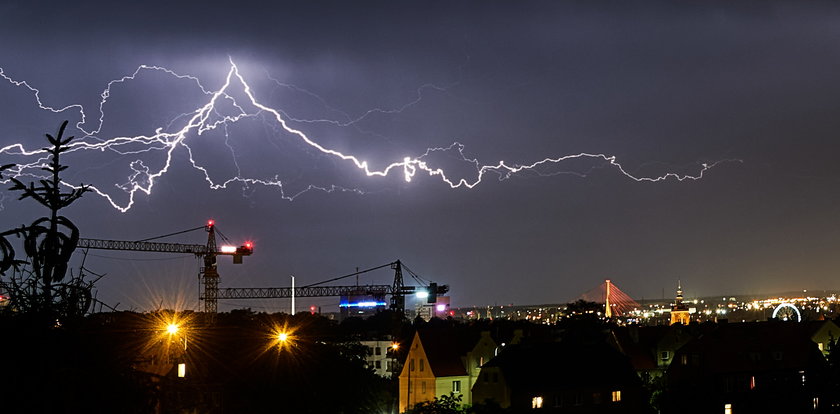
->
<box><xmin>2</xmin><ymin>1</ymin><xmax>840</xmax><ymax>311</ymax></box>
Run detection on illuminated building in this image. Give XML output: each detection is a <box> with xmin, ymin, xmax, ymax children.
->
<box><xmin>416</xmin><ymin>296</ymin><xmax>451</xmax><ymax>321</ymax></box>
<box><xmin>361</xmin><ymin>339</ymin><xmax>398</xmax><ymax>378</ymax></box>
<box><xmin>670</xmin><ymin>281</ymin><xmax>690</xmax><ymax>326</ymax></box>
<box><xmin>398</xmin><ymin>329</ymin><xmax>499</xmax><ymax>412</ymax></box>
<box><xmin>338</xmin><ymin>294</ymin><xmax>387</xmax><ymax>320</ymax></box>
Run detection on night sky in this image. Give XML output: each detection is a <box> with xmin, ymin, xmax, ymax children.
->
<box><xmin>2</xmin><ymin>1</ymin><xmax>840</xmax><ymax>312</ymax></box>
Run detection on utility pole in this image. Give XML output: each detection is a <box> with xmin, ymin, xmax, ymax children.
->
<box><xmin>291</xmin><ymin>275</ymin><xmax>295</xmax><ymax>315</ymax></box>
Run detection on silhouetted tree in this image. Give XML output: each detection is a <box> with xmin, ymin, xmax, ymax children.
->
<box><xmin>0</xmin><ymin>163</ymin><xmax>27</xmax><ymax>275</ymax></box>
<box><xmin>2</xmin><ymin>120</ymin><xmax>92</xmax><ymax>319</ymax></box>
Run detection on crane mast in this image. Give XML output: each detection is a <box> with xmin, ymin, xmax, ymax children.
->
<box><xmin>202</xmin><ymin>222</ymin><xmax>219</xmax><ymax>313</ymax></box>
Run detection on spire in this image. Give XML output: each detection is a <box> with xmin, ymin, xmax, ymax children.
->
<box><xmin>676</xmin><ymin>279</ymin><xmax>683</xmax><ymax>304</ymax></box>
<box><xmin>673</xmin><ymin>280</ymin><xmax>687</xmax><ymax>310</ymax></box>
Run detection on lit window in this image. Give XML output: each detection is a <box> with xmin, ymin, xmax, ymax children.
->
<box><xmin>177</xmin><ymin>363</ymin><xmax>186</xmax><ymax>378</ymax></box>
<box><xmin>681</xmin><ymin>354</ymin><xmax>688</xmax><ymax>365</ymax></box>
<box><xmin>453</xmin><ymin>380</ymin><xmax>461</xmax><ymax>393</ymax></box>
<box><xmin>532</xmin><ymin>396</ymin><xmax>543</xmax><ymax>409</ymax></box>
<box><xmin>724</xmin><ymin>403</ymin><xmax>733</xmax><ymax>414</ymax></box>
<box><xmin>749</xmin><ymin>376</ymin><xmax>755</xmax><ymax>390</ymax></box>
<box><xmin>819</xmin><ymin>343</ymin><xmax>825</xmax><ymax>351</ymax></box>
<box><xmin>611</xmin><ymin>390</ymin><xmax>621</xmax><ymax>402</ymax></box>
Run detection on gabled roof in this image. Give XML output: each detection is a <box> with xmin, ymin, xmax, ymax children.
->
<box><xmin>415</xmin><ymin>328</ymin><xmax>480</xmax><ymax>377</ymax></box>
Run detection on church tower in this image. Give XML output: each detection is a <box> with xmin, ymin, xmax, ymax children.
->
<box><xmin>670</xmin><ymin>281</ymin><xmax>690</xmax><ymax>325</ymax></box>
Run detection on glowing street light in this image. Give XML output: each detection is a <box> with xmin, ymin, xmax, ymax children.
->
<box><xmin>278</xmin><ymin>332</ymin><xmax>289</xmax><ymax>342</ymax></box>
<box><xmin>166</xmin><ymin>323</ymin><xmax>179</xmax><ymax>335</ymax></box>
<box><xmin>391</xmin><ymin>342</ymin><xmax>399</xmax><ymax>351</ymax></box>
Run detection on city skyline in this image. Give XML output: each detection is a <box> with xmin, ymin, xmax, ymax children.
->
<box><xmin>3</xmin><ymin>1</ymin><xmax>840</xmax><ymax>311</ymax></box>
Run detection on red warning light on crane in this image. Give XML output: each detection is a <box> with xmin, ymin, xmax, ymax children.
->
<box><xmin>207</xmin><ymin>219</ymin><xmax>215</xmax><ymax>227</ymax></box>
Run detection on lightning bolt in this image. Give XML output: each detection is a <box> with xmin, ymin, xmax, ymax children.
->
<box><xmin>0</xmin><ymin>58</ymin><xmax>739</xmax><ymax>213</ymax></box>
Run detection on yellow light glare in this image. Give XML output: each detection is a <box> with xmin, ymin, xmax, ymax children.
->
<box><xmin>391</xmin><ymin>342</ymin><xmax>400</xmax><ymax>350</ymax></box>
<box><xmin>167</xmin><ymin>324</ymin><xmax>179</xmax><ymax>335</ymax></box>
<box><xmin>278</xmin><ymin>332</ymin><xmax>288</xmax><ymax>342</ymax></box>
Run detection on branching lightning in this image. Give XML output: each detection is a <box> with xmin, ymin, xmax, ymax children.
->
<box><xmin>0</xmin><ymin>58</ymin><xmax>737</xmax><ymax>213</ymax></box>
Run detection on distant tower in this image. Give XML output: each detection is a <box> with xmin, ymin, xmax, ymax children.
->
<box><xmin>670</xmin><ymin>281</ymin><xmax>690</xmax><ymax>325</ymax></box>
<box><xmin>605</xmin><ymin>279</ymin><xmax>612</xmax><ymax>318</ymax></box>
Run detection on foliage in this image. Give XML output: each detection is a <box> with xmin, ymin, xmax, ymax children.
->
<box><xmin>407</xmin><ymin>393</ymin><xmax>466</xmax><ymax>414</ymax></box>
<box><xmin>1</xmin><ymin>121</ymin><xmax>93</xmax><ymax>318</ymax></box>
<box><xmin>0</xmin><ymin>164</ymin><xmax>28</xmax><ymax>274</ymax></box>
<box><xmin>640</xmin><ymin>371</ymin><xmax>667</xmax><ymax>412</ymax></box>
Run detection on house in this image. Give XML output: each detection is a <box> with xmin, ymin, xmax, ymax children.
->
<box><xmin>360</xmin><ymin>339</ymin><xmax>397</xmax><ymax>378</ymax></box>
<box><xmin>398</xmin><ymin>328</ymin><xmax>499</xmax><ymax>412</ymax></box>
<box><xmin>472</xmin><ymin>340</ymin><xmax>647</xmax><ymax>413</ymax></box>
<box><xmin>804</xmin><ymin>320</ymin><xmax>840</xmax><ymax>357</ymax></box>
<box><xmin>611</xmin><ymin>324</ymin><xmax>704</xmax><ymax>379</ymax></box>
<box><xmin>663</xmin><ymin>321</ymin><xmax>831</xmax><ymax>413</ymax></box>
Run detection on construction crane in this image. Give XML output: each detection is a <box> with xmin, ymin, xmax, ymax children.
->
<box><xmin>78</xmin><ymin>223</ymin><xmax>446</xmax><ymax>317</ymax></box>
<box><xmin>77</xmin><ymin>220</ymin><xmax>253</xmax><ymax>313</ymax></box>
<box><xmin>216</xmin><ymin>260</ymin><xmax>449</xmax><ymax>317</ymax></box>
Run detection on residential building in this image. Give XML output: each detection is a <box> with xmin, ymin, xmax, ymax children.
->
<box><xmin>361</xmin><ymin>339</ymin><xmax>397</xmax><ymax>378</ymax></box>
<box><xmin>472</xmin><ymin>339</ymin><xmax>646</xmax><ymax>413</ymax></box>
<box><xmin>398</xmin><ymin>328</ymin><xmax>498</xmax><ymax>412</ymax></box>
<box><xmin>663</xmin><ymin>321</ymin><xmax>831</xmax><ymax>413</ymax></box>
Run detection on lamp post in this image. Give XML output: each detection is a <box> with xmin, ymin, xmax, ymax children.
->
<box><xmin>163</xmin><ymin>322</ymin><xmax>188</xmax><ymax>378</ymax></box>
